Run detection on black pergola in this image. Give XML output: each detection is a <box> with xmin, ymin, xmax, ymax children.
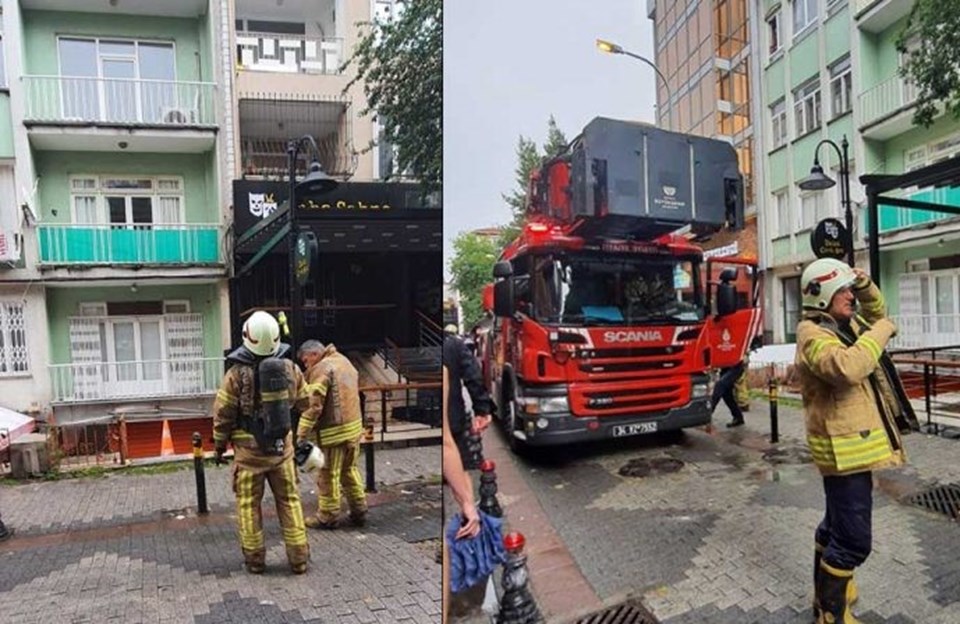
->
<box><xmin>862</xmin><ymin>154</ymin><xmax>960</xmax><ymax>284</ymax></box>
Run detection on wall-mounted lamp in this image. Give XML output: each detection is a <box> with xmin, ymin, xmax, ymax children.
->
<box><xmin>130</xmin><ymin>283</ymin><xmax>138</xmax><ymax>293</ymax></box>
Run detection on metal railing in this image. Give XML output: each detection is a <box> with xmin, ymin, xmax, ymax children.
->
<box><xmin>859</xmin><ymin>74</ymin><xmax>917</xmax><ymax>127</ymax></box>
<box><xmin>359</xmin><ymin>381</ymin><xmax>441</xmax><ymax>443</ymax></box>
<box><xmin>889</xmin><ymin>314</ymin><xmax>960</xmax><ymax>350</ymax></box>
<box><xmin>49</xmin><ymin>357</ymin><xmax>223</xmax><ymax>403</ymax></box>
<box><xmin>891</xmin><ymin>346</ymin><xmax>960</xmax><ymax>435</ymax></box>
<box><xmin>416</xmin><ymin>310</ymin><xmax>443</xmax><ymax>348</ymax></box>
<box><xmin>22</xmin><ymin>75</ymin><xmax>217</xmax><ymax>126</ymax></box>
<box><xmin>236</xmin><ymin>32</ymin><xmax>343</xmax><ymax>75</ymax></box>
<box><xmin>46</xmin><ymin>413</ymin><xmax>124</xmax><ymax>469</ymax></box>
<box><xmin>38</xmin><ymin>223</ymin><xmax>223</xmax><ymax>266</ymax></box>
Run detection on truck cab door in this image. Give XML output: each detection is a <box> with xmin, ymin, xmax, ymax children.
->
<box><xmin>705</xmin><ymin>258</ymin><xmax>762</xmax><ymax>369</ymax></box>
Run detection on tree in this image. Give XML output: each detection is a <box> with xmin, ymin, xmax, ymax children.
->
<box><xmin>344</xmin><ymin>0</ymin><xmax>442</xmax><ymax>189</ymax></box>
<box><xmin>897</xmin><ymin>0</ymin><xmax>960</xmax><ymax>128</ymax></box>
<box><xmin>498</xmin><ymin>116</ymin><xmax>569</xmax><ymax>248</ymax></box>
<box><xmin>449</xmin><ymin>232</ymin><xmax>500</xmax><ymax>330</ymax></box>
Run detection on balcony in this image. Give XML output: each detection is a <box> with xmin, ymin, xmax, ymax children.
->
<box><xmin>854</xmin><ymin>0</ymin><xmax>916</xmax><ymax>34</ymax></box>
<box><xmin>21</xmin><ymin>0</ymin><xmax>207</xmax><ymax>18</ymax></box>
<box><xmin>37</xmin><ymin>223</ymin><xmax>223</xmax><ymax>267</ymax></box>
<box><xmin>890</xmin><ymin>314</ymin><xmax>960</xmax><ymax>350</ymax></box>
<box><xmin>236</xmin><ymin>32</ymin><xmax>343</xmax><ymax>75</ymax></box>
<box><xmin>49</xmin><ymin>357</ymin><xmax>223</xmax><ymax>403</ymax></box>
<box><xmin>858</xmin><ymin>75</ymin><xmax>919</xmax><ymax>140</ymax></box>
<box><xmin>23</xmin><ymin>76</ymin><xmax>217</xmax><ymax>152</ymax></box>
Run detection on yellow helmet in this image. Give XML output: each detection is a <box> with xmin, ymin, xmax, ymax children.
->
<box><xmin>801</xmin><ymin>258</ymin><xmax>856</xmax><ymax>311</ymax></box>
<box><xmin>243</xmin><ymin>311</ymin><xmax>281</xmax><ymax>357</ymax></box>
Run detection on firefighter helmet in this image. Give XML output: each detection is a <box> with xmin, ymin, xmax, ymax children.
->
<box><xmin>801</xmin><ymin>258</ymin><xmax>856</xmax><ymax>310</ymax></box>
<box><xmin>243</xmin><ymin>311</ymin><xmax>281</xmax><ymax>357</ymax></box>
<box><xmin>295</xmin><ymin>440</ymin><xmax>325</xmax><ymax>473</ymax></box>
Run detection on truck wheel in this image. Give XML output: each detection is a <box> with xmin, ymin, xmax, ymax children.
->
<box><xmin>505</xmin><ymin>400</ymin><xmax>526</xmax><ymax>454</ymax></box>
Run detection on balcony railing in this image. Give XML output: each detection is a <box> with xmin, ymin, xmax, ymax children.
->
<box><xmin>50</xmin><ymin>358</ymin><xmax>223</xmax><ymax>403</ymax></box>
<box><xmin>890</xmin><ymin>314</ymin><xmax>960</xmax><ymax>350</ymax></box>
<box><xmin>859</xmin><ymin>74</ymin><xmax>917</xmax><ymax>128</ymax></box>
<box><xmin>23</xmin><ymin>76</ymin><xmax>217</xmax><ymax>126</ymax></box>
<box><xmin>38</xmin><ymin>223</ymin><xmax>223</xmax><ymax>266</ymax></box>
<box><xmin>236</xmin><ymin>32</ymin><xmax>343</xmax><ymax>75</ymax></box>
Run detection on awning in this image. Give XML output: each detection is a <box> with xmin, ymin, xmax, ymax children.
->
<box><xmin>0</xmin><ymin>406</ymin><xmax>36</xmax><ymax>451</ymax></box>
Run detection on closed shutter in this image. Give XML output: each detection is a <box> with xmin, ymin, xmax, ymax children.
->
<box><xmin>69</xmin><ymin>317</ymin><xmax>104</xmax><ymax>399</ymax></box>
<box><xmin>165</xmin><ymin>313</ymin><xmax>204</xmax><ymax>394</ymax></box>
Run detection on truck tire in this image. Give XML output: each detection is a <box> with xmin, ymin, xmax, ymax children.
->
<box><xmin>504</xmin><ymin>400</ymin><xmax>527</xmax><ymax>454</ymax></box>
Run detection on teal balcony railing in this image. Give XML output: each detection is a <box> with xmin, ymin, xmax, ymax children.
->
<box><xmin>23</xmin><ymin>76</ymin><xmax>217</xmax><ymax>126</ymax></box>
<box><xmin>38</xmin><ymin>223</ymin><xmax>222</xmax><ymax>265</ymax></box>
<box><xmin>872</xmin><ymin>187</ymin><xmax>960</xmax><ymax>235</ymax></box>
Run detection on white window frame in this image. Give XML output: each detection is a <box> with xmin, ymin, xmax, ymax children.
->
<box><xmin>829</xmin><ymin>56</ymin><xmax>852</xmax><ymax>118</ymax></box>
<box><xmin>0</xmin><ymin>300</ymin><xmax>29</xmax><ymax>376</ymax></box>
<box><xmin>766</xmin><ymin>9</ymin><xmax>782</xmax><ymax>59</ymax></box>
<box><xmin>792</xmin><ymin>0</ymin><xmax>819</xmax><ymax>38</ymax></box>
<box><xmin>770</xmin><ymin>99</ymin><xmax>787</xmax><ymax>149</ymax></box>
<box><xmin>800</xmin><ymin>193</ymin><xmax>819</xmax><ymax>230</ymax></box>
<box><xmin>793</xmin><ymin>78</ymin><xmax>822</xmax><ymax>137</ymax></box>
<box><xmin>162</xmin><ymin>300</ymin><xmax>191</xmax><ymax>314</ymax></box>
<box><xmin>69</xmin><ymin>175</ymin><xmax>185</xmax><ymax>226</ymax></box>
<box><xmin>773</xmin><ymin>189</ymin><xmax>790</xmax><ymax>236</ymax></box>
<box><xmin>79</xmin><ymin>302</ymin><xmax>108</xmax><ymax>316</ymax></box>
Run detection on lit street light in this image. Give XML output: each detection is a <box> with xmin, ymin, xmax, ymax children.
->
<box><xmin>797</xmin><ymin>136</ymin><xmax>854</xmax><ymax>267</ymax></box>
<box><xmin>596</xmin><ymin>38</ymin><xmax>674</xmax><ymax>131</ymax></box>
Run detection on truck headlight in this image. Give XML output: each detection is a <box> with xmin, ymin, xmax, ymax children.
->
<box><xmin>538</xmin><ymin>396</ymin><xmax>569</xmax><ymax>413</ymax></box>
<box><xmin>691</xmin><ymin>382</ymin><xmax>710</xmax><ymax>398</ymax></box>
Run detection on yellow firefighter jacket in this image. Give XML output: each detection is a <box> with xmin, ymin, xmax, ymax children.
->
<box><xmin>212</xmin><ymin>351</ymin><xmax>308</xmax><ymax>470</ymax></box>
<box><xmin>296</xmin><ymin>344</ymin><xmax>364</xmax><ymax>447</ymax></box>
<box><xmin>795</xmin><ymin>278</ymin><xmax>907</xmax><ymax>476</ymax></box>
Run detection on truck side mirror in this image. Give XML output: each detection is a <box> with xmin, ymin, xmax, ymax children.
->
<box><xmin>493</xmin><ymin>261</ymin><xmax>513</xmax><ymax>279</ymax></box>
<box><xmin>716</xmin><ymin>282</ymin><xmax>737</xmax><ymax>317</ymax></box>
<box><xmin>718</xmin><ymin>267</ymin><xmax>738</xmax><ymax>282</ymax></box>
<box><xmin>493</xmin><ymin>279</ymin><xmax>515</xmax><ymax>318</ymax></box>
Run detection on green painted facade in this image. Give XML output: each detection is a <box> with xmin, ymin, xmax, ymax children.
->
<box><xmin>46</xmin><ymin>283</ymin><xmax>223</xmax><ymax>365</ymax></box>
<box><xmin>0</xmin><ymin>94</ymin><xmax>14</xmax><ymax>158</ymax></box>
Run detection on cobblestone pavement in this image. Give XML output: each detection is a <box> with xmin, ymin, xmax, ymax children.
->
<box><xmin>483</xmin><ymin>402</ymin><xmax>960</xmax><ymax>624</ymax></box>
<box><xmin>0</xmin><ymin>445</ymin><xmax>441</xmax><ymax>624</ymax></box>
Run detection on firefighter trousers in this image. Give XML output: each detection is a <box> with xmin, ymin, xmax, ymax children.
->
<box><xmin>816</xmin><ymin>471</ymin><xmax>873</xmax><ymax>571</ymax></box>
<box><xmin>314</xmin><ymin>438</ymin><xmax>367</xmax><ymax>523</ymax></box>
<box><xmin>233</xmin><ymin>457</ymin><xmax>309</xmax><ymax>567</ymax></box>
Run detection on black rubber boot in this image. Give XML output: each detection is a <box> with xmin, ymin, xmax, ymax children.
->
<box><xmin>817</xmin><ymin>561</ymin><xmax>861</xmax><ymax>623</ymax></box>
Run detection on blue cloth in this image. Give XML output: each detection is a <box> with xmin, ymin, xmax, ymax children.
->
<box><xmin>816</xmin><ymin>471</ymin><xmax>874</xmax><ymax>570</ymax></box>
<box><xmin>445</xmin><ymin>510</ymin><xmax>507</xmax><ymax>593</ymax></box>
<box><xmin>581</xmin><ymin>305</ymin><xmax>624</xmax><ymax>321</ymax></box>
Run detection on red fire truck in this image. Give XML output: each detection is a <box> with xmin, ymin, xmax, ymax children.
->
<box><xmin>482</xmin><ymin>117</ymin><xmax>761</xmax><ymax>450</ymax></box>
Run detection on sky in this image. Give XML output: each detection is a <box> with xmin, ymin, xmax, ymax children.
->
<box><xmin>443</xmin><ymin>1</ymin><xmax>658</xmax><ymax>277</ymax></box>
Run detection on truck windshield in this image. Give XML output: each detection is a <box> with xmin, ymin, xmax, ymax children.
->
<box><xmin>524</xmin><ymin>253</ymin><xmax>703</xmax><ymax>325</ymax></box>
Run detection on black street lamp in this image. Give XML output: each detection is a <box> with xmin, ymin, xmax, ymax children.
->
<box><xmin>287</xmin><ymin>135</ymin><xmax>338</xmax><ymax>356</ymax></box>
<box><xmin>798</xmin><ymin>135</ymin><xmax>854</xmax><ymax>267</ymax></box>
<box><xmin>596</xmin><ymin>38</ymin><xmax>674</xmax><ymax>131</ymax></box>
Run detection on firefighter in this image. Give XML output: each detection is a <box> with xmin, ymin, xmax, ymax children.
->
<box><xmin>296</xmin><ymin>339</ymin><xmax>367</xmax><ymax>529</ymax></box>
<box><xmin>213</xmin><ymin>311</ymin><xmax>310</xmax><ymax>574</ymax></box>
<box><xmin>796</xmin><ymin>258</ymin><xmax>908</xmax><ymax>623</ymax></box>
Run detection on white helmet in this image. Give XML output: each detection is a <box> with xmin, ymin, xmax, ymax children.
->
<box><xmin>295</xmin><ymin>441</ymin><xmax>325</xmax><ymax>473</ymax></box>
<box><xmin>801</xmin><ymin>258</ymin><xmax>856</xmax><ymax>310</ymax></box>
<box><xmin>243</xmin><ymin>311</ymin><xmax>281</xmax><ymax>357</ymax></box>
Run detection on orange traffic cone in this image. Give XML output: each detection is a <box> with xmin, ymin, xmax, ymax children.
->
<box><xmin>160</xmin><ymin>419</ymin><xmax>175</xmax><ymax>457</ymax></box>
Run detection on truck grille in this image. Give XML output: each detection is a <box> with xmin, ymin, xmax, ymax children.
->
<box><xmin>570</xmin><ymin>380</ymin><xmax>686</xmax><ymax>416</ymax></box>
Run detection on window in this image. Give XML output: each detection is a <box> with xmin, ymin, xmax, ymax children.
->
<box><xmin>793</xmin><ymin>0</ymin><xmax>819</xmax><ymax>36</ymax></box>
<box><xmin>829</xmin><ymin>56</ymin><xmax>852</xmax><ymax>118</ymax></box>
<box><xmin>70</xmin><ymin>175</ymin><xmax>184</xmax><ymax>227</ymax></box>
<box><xmin>0</xmin><ymin>301</ymin><xmax>28</xmax><ymax>375</ymax></box>
<box><xmin>800</xmin><ymin>193</ymin><xmax>819</xmax><ymax>230</ymax></box>
<box><xmin>782</xmin><ymin>276</ymin><xmax>801</xmax><ymax>342</ymax></box>
<box><xmin>774</xmin><ymin>190</ymin><xmax>790</xmax><ymax>236</ymax></box>
<box><xmin>793</xmin><ymin>78</ymin><xmax>822</xmax><ymax>137</ymax></box>
<box><xmin>770</xmin><ymin>99</ymin><xmax>787</xmax><ymax>149</ymax></box>
<box><xmin>766</xmin><ymin>10</ymin><xmax>781</xmax><ymax>58</ymax></box>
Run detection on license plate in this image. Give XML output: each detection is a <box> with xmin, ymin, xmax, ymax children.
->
<box><xmin>611</xmin><ymin>422</ymin><xmax>658</xmax><ymax>437</ymax></box>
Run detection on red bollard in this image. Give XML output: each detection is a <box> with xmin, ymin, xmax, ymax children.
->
<box><xmin>497</xmin><ymin>532</ymin><xmax>544</xmax><ymax>624</ymax></box>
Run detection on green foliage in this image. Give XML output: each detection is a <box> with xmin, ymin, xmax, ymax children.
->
<box><xmin>344</xmin><ymin>0</ymin><xmax>442</xmax><ymax>189</ymax></box>
<box><xmin>898</xmin><ymin>0</ymin><xmax>960</xmax><ymax>128</ymax></box>
<box><xmin>449</xmin><ymin>232</ymin><xmax>500</xmax><ymax>329</ymax></box>
<box><xmin>500</xmin><ymin>116</ymin><xmax>569</xmax><ymax>238</ymax></box>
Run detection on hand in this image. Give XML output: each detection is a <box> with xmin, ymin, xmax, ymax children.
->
<box><xmin>471</xmin><ymin>414</ymin><xmax>492</xmax><ymax>434</ymax></box>
<box><xmin>214</xmin><ymin>443</ymin><xmax>227</xmax><ymax>465</ymax></box>
<box><xmin>456</xmin><ymin>502</ymin><xmax>481</xmax><ymax>540</ymax></box>
<box><xmin>852</xmin><ymin>267</ymin><xmax>871</xmax><ymax>289</ymax></box>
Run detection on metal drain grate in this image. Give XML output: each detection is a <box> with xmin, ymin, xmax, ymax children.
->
<box><xmin>575</xmin><ymin>600</ymin><xmax>660</xmax><ymax>624</ymax></box>
<box><xmin>908</xmin><ymin>483</ymin><xmax>960</xmax><ymax>520</ymax></box>
<box><xmin>618</xmin><ymin>457</ymin><xmax>684</xmax><ymax>478</ymax></box>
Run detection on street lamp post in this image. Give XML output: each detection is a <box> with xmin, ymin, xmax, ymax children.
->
<box><xmin>596</xmin><ymin>39</ymin><xmax>674</xmax><ymax>131</ymax></box>
<box><xmin>287</xmin><ymin>136</ymin><xmax>338</xmax><ymax>356</ymax></box>
<box><xmin>798</xmin><ymin>135</ymin><xmax>854</xmax><ymax>267</ymax></box>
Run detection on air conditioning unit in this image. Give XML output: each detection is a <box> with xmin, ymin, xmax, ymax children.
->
<box><xmin>161</xmin><ymin>107</ymin><xmax>192</xmax><ymax>124</ymax></box>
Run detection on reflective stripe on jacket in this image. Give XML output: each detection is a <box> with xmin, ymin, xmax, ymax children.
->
<box><xmin>795</xmin><ymin>279</ymin><xmax>906</xmax><ymax>476</ymax></box>
<box><xmin>296</xmin><ymin>345</ymin><xmax>363</xmax><ymax>446</ymax></box>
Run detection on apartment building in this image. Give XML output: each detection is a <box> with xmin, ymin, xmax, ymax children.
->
<box><xmin>0</xmin><ymin>0</ymin><xmax>229</xmax><ymax>457</ymax></box>
<box><xmin>648</xmin><ymin>0</ymin><xmax>759</xmax><ymax>270</ymax></box>
<box><xmin>753</xmin><ymin>0</ymin><xmax>960</xmax><ymax>344</ymax></box>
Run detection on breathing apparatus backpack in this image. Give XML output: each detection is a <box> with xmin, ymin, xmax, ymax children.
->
<box><xmin>250</xmin><ymin>357</ymin><xmax>293</xmax><ymax>455</ymax></box>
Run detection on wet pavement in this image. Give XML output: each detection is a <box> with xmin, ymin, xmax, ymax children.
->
<box><xmin>0</xmin><ymin>445</ymin><xmax>442</xmax><ymax>624</ymax></box>
<box><xmin>463</xmin><ymin>401</ymin><xmax>960</xmax><ymax>623</ymax></box>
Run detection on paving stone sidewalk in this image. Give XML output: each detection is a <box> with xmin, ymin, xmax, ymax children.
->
<box><xmin>0</xmin><ymin>445</ymin><xmax>442</xmax><ymax>624</ymax></box>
